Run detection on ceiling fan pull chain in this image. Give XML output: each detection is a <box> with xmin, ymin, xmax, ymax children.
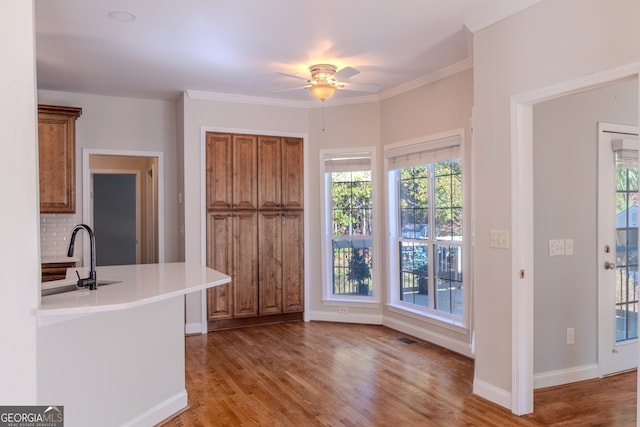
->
<box><xmin>322</xmin><ymin>102</ymin><xmax>326</xmax><ymax>132</ymax></box>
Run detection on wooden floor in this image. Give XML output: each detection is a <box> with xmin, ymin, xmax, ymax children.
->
<box><xmin>160</xmin><ymin>322</ymin><xmax>636</xmax><ymax>427</ymax></box>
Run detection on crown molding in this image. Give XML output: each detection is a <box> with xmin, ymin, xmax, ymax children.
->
<box><xmin>185</xmin><ymin>90</ymin><xmax>312</xmax><ymax>108</ymax></box>
<box><xmin>378</xmin><ymin>58</ymin><xmax>472</xmax><ymax>101</ymax></box>
<box><xmin>465</xmin><ymin>0</ymin><xmax>543</xmax><ymax>33</ymax></box>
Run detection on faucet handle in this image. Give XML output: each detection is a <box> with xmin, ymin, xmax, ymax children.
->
<box><xmin>75</xmin><ymin>270</ymin><xmax>97</xmax><ymax>290</ymax></box>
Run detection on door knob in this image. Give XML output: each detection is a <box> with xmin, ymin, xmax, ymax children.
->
<box><xmin>604</xmin><ymin>261</ymin><xmax>616</xmax><ymax>270</ymax></box>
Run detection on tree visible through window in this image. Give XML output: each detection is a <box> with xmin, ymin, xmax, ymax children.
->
<box><xmin>331</xmin><ymin>170</ymin><xmax>373</xmax><ymax>296</ymax></box>
<box><xmin>398</xmin><ymin>160</ymin><xmax>462</xmax><ymax>315</ymax></box>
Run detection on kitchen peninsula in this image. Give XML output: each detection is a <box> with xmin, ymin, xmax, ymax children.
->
<box><xmin>37</xmin><ymin>262</ymin><xmax>230</xmax><ymax>427</ymax></box>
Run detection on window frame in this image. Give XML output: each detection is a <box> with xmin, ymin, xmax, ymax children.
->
<box><xmin>385</xmin><ymin>130</ymin><xmax>469</xmax><ymax>329</ymax></box>
<box><xmin>320</xmin><ymin>147</ymin><xmax>380</xmax><ymax>305</ymax></box>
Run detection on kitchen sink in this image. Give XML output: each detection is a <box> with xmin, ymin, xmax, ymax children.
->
<box><xmin>41</xmin><ymin>279</ymin><xmax>121</xmax><ymax>297</ymax></box>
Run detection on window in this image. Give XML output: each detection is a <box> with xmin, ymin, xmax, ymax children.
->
<box><xmin>321</xmin><ymin>149</ymin><xmax>375</xmax><ymax>301</ymax></box>
<box><xmin>386</xmin><ymin>132</ymin><xmax>466</xmax><ymax>324</ymax></box>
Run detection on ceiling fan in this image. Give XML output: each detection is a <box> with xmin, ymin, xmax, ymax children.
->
<box><xmin>277</xmin><ymin>64</ymin><xmax>379</xmax><ymax>101</ymax></box>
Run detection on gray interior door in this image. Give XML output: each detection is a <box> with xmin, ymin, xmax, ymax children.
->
<box><xmin>93</xmin><ymin>173</ymin><xmax>137</xmax><ymax>266</ymax></box>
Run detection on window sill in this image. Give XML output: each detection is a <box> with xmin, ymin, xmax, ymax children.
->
<box><xmin>386</xmin><ymin>303</ymin><xmax>468</xmax><ymax>335</ymax></box>
<box><xmin>322</xmin><ymin>298</ymin><xmax>381</xmax><ymax>308</ymax></box>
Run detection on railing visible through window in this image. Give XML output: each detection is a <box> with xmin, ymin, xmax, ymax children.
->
<box><xmin>323</xmin><ymin>151</ymin><xmax>374</xmax><ymax>299</ymax></box>
<box><xmin>386</xmin><ymin>133</ymin><xmax>464</xmax><ymax>320</ymax></box>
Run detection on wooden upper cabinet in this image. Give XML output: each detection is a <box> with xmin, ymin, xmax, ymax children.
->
<box><xmin>258</xmin><ymin>136</ymin><xmax>304</xmax><ymax>210</ymax></box>
<box><xmin>232</xmin><ymin>134</ymin><xmax>258</xmax><ymax>210</ymax></box>
<box><xmin>257</xmin><ymin>136</ymin><xmax>282</xmax><ymax>210</ymax></box>
<box><xmin>281</xmin><ymin>137</ymin><xmax>304</xmax><ymax>210</ymax></box>
<box><xmin>206</xmin><ymin>133</ymin><xmax>233</xmax><ymax>210</ymax></box>
<box><xmin>38</xmin><ymin>104</ymin><xmax>82</xmax><ymax>213</ymax></box>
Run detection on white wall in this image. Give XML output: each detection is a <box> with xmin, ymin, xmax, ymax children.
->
<box><xmin>37</xmin><ymin>90</ymin><xmax>180</xmax><ymax>263</ymax></box>
<box><xmin>0</xmin><ymin>0</ymin><xmax>39</xmax><ymax>404</ymax></box>
<box><xmin>472</xmin><ymin>0</ymin><xmax>640</xmax><ymax>404</ymax></box>
<box><xmin>380</xmin><ymin>68</ymin><xmax>474</xmax><ymax>355</ymax></box>
<box><xmin>533</xmin><ymin>79</ymin><xmax>638</xmax><ymax>379</ymax></box>
<box><xmin>306</xmin><ymin>101</ymin><xmax>382</xmax><ymax>323</ymax></box>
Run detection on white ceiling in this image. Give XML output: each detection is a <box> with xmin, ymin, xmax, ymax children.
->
<box><xmin>34</xmin><ymin>0</ymin><xmax>539</xmax><ymax>103</ymax></box>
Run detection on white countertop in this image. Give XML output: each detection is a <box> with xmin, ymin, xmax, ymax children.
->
<box><xmin>38</xmin><ymin>262</ymin><xmax>230</xmax><ymax>326</ymax></box>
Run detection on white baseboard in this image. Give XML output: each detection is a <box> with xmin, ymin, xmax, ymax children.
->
<box><xmin>122</xmin><ymin>390</ymin><xmax>188</xmax><ymax>427</ymax></box>
<box><xmin>383</xmin><ymin>316</ymin><xmax>473</xmax><ymax>358</ymax></box>
<box><xmin>308</xmin><ymin>309</ymin><xmax>383</xmax><ymax>324</ymax></box>
<box><xmin>533</xmin><ymin>364</ymin><xmax>598</xmax><ymax>389</ymax></box>
<box><xmin>185</xmin><ymin>322</ymin><xmax>203</xmax><ymax>335</ymax></box>
<box><xmin>473</xmin><ymin>378</ymin><xmax>511</xmax><ymax>410</ymax></box>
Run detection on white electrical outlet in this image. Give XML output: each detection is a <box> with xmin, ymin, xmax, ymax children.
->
<box><xmin>565</xmin><ymin>239</ymin><xmax>574</xmax><ymax>256</ymax></box>
<box><xmin>490</xmin><ymin>230</ymin><xmax>509</xmax><ymax>249</ymax></box>
<box><xmin>567</xmin><ymin>327</ymin><xmax>575</xmax><ymax>345</ymax></box>
<box><xmin>549</xmin><ymin>239</ymin><xmax>565</xmax><ymax>256</ymax></box>
<box><xmin>337</xmin><ymin>307</ymin><xmax>348</xmax><ymax>314</ymax></box>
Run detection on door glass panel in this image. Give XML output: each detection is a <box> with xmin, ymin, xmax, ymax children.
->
<box><xmin>615</xmin><ymin>164</ymin><xmax>639</xmax><ymax>342</ymax></box>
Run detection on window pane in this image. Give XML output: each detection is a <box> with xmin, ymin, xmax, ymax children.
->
<box><xmin>400</xmin><ymin>166</ymin><xmax>429</xmax><ymax>240</ymax></box>
<box><xmin>332</xmin><ymin>240</ymin><xmax>373</xmax><ymax>296</ymax></box>
<box><xmin>399</xmin><ymin>241</ymin><xmax>428</xmax><ymax>307</ymax></box>
<box><xmin>435</xmin><ymin>159</ymin><xmax>462</xmax><ymax>240</ymax></box>
<box><xmin>615</xmin><ymin>165</ymin><xmax>639</xmax><ymax>342</ymax></box>
<box><xmin>435</xmin><ymin>244</ymin><xmax>463</xmax><ymax>316</ymax></box>
<box><xmin>331</xmin><ymin>171</ymin><xmax>372</xmax><ymax>236</ymax></box>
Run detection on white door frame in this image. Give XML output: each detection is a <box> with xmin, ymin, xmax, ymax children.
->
<box><xmin>82</xmin><ymin>148</ymin><xmax>165</xmax><ymax>264</ymax></box>
<box><xmin>510</xmin><ymin>63</ymin><xmax>640</xmax><ymax>415</ymax></box>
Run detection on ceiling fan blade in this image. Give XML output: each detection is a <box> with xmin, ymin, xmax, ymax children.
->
<box><xmin>276</xmin><ymin>71</ymin><xmax>310</xmax><ymax>82</ymax></box>
<box><xmin>340</xmin><ymin>82</ymin><xmax>379</xmax><ymax>93</ymax></box>
<box><xmin>334</xmin><ymin>66</ymin><xmax>360</xmax><ymax>81</ymax></box>
<box><xmin>273</xmin><ymin>85</ymin><xmax>309</xmax><ymax>93</ymax></box>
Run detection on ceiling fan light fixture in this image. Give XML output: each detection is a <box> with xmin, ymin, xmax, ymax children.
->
<box><xmin>308</xmin><ymin>82</ymin><xmax>337</xmax><ymax>101</ymax></box>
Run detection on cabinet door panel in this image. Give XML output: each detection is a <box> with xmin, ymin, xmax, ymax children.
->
<box><xmin>38</xmin><ymin>105</ymin><xmax>81</xmax><ymax>213</ymax></box>
<box><xmin>258</xmin><ymin>136</ymin><xmax>282</xmax><ymax>210</ymax></box>
<box><xmin>282</xmin><ymin>211</ymin><xmax>304</xmax><ymax>312</ymax></box>
<box><xmin>233</xmin><ymin>211</ymin><xmax>259</xmax><ymax>317</ymax></box>
<box><xmin>233</xmin><ymin>135</ymin><xmax>258</xmax><ymax>210</ymax></box>
<box><xmin>206</xmin><ymin>213</ymin><xmax>234</xmax><ymax>320</ymax></box>
<box><xmin>281</xmin><ymin>137</ymin><xmax>304</xmax><ymax>210</ymax></box>
<box><xmin>206</xmin><ymin>133</ymin><xmax>233</xmax><ymax>210</ymax></box>
<box><xmin>259</xmin><ymin>211</ymin><xmax>283</xmax><ymax>315</ymax></box>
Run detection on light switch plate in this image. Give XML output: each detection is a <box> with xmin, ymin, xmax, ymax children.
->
<box><xmin>490</xmin><ymin>230</ymin><xmax>509</xmax><ymax>249</ymax></box>
<box><xmin>565</xmin><ymin>239</ymin><xmax>574</xmax><ymax>256</ymax></box>
<box><xmin>549</xmin><ymin>239</ymin><xmax>565</xmax><ymax>256</ymax></box>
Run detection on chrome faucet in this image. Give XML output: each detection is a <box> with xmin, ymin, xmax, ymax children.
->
<box><xmin>67</xmin><ymin>224</ymin><xmax>97</xmax><ymax>290</ymax></box>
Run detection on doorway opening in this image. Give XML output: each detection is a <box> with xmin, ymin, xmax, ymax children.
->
<box><xmin>82</xmin><ymin>149</ymin><xmax>164</xmax><ymax>266</ymax></box>
<box><xmin>511</xmin><ymin>64</ymin><xmax>640</xmax><ymax>415</ymax></box>
<box><xmin>511</xmin><ymin>65</ymin><xmax>640</xmax><ymax>415</ymax></box>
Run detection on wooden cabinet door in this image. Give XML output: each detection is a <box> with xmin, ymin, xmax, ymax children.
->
<box><xmin>206</xmin><ymin>133</ymin><xmax>233</xmax><ymax>210</ymax></box>
<box><xmin>282</xmin><ymin>211</ymin><xmax>304</xmax><ymax>312</ymax></box>
<box><xmin>38</xmin><ymin>105</ymin><xmax>81</xmax><ymax>213</ymax></box>
<box><xmin>282</xmin><ymin>137</ymin><xmax>304</xmax><ymax>210</ymax></box>
<box><xmin>233</xmin><ymin>135</ymin><xmax>257</xmax><ymax>210</ymax></box>
<box><xmin>206</xmin><ymin>213</ymin><xmax>234</xmax><ymax>320</ymax></box>
<box><xmin>233</xmin><ymin>211</ymin><xmax>259</xmax><ymax>317</ymax></box>
<box><xmin>257</xmin><ymin>136</ymin><xmax>282</xmax><ymax>210</ymax></box>
<box><xmin>258</xmin><ymin>211</ymin><xmax>283</xmax><ymax>315</ymax></box>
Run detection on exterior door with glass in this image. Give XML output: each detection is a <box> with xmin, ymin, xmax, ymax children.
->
<box><xmin>598</xmin><ymin>122</ymin><xmax>639</xmax><ymax>376</ymax></box>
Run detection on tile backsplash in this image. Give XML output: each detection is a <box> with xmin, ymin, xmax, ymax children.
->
<box><xmin>40</xmin><ymin>214</ymin><xmax>81</xmax><ymax>258</ymax></box>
